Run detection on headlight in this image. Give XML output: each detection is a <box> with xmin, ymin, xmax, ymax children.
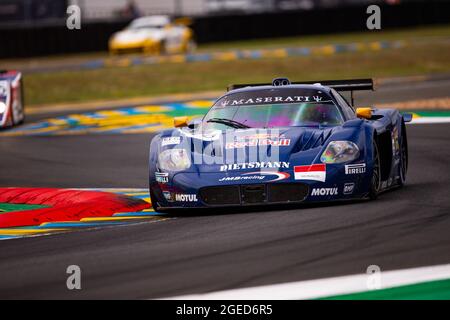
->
<box><xmin>320</xmin><ymin>141</ymin><xmax>360</xmax><ymax>164</ymax></box>
<box><xmin>0</xmin><ymin>102</ymin><xmax>7</xmax><ymax>114</ymax></box>
<box><xmin>158</xmin><ymin>149</ymin><xmax>191</xmax><ymax>171</ymax></box>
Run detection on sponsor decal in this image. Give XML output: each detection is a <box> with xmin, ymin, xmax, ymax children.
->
<box><xmin>219</xmin><ymin>175</ymin><xmax>265</xmax><ymax>182</ymax></box>
<box><xmin>238</xmin><ymin>133</ymin><xmax>285</xmax><ymax>140</ymax></box>
<box><xmin>245</xmin><ymin>171</ymin><xmax>290</xmax><ymax>182</ymax></box>
<box><xmin>225</xmin><ymin>138</ymin><xmax>291</xmax><ymax>149</ymax></box>
<box><xmin>218</xmin><ymin>171</ymin><xmax>290</xmax><ymax>182</ymax></box>
<box><xmin>294</xmin><ymin>164</ymin><xmax>326</xmax><ymax>182</ymax></box>
<box><xmin>175</xmin><ymin>194</ymin><xmax>198</xmax><ymax>202</ymax></box>
<box><xmin>219</xmin><ymin>95</ymin><xmax>326</xmax><ymax>107</ymax></box>
<box><xmin>155</xmin><ymin>172</ymin><xmax>169</xmax><ymax>184</ymax></box>
<box><xmin>220</xmin><ymin>162</ymin><xmax>290</xmax><ymax>172</ymax></box>
<box><xmin>345</xmin><ymin>163</ymin><xmax>366</xmax><ymax>175</ymax></box>
<box><xmin>163</xmin><ymin>191</ymin><xmax>173</xmax><ymax>202</ymax></box>
<box><xmin>162</xmin><ymin>136</ymin><xmax>181</xmax><ymax>146</ymax></box>
<box><xmin>311</xmin><ymin>187</ymin><xmax>338</xmax><ymax>196</ymax></box>
<box><xmin>343</xmin><ymin>183</ymin><xmax>355</xmax><ymax>195</ymax></box>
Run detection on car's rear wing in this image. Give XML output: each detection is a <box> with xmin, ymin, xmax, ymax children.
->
<box><xmin>227</xmin><ymin>78</ymin><xmax>374</xmax><ymax>106</ymax></box>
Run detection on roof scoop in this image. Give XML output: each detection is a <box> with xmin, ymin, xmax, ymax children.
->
<box><xmin>272</xmin><ymin>77</ymin><xmax>291</xmax><ymax>86</ymax></box>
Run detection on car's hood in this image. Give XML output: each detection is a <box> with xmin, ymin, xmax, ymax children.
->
<box><xmin>175</xmin><ymin>126</ymin><xmax>340</xmax><ymax>173</ymax></box>
<box><xmin>112</xmin><ymin>28</ymin><xmax>164</xmax><ymax>43</ymax></box>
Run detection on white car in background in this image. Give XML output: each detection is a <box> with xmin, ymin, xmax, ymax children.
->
<box><xmin>109</xmin><ymin>15</ymin><xmax>196</xmax><ymax>55</ymax></box>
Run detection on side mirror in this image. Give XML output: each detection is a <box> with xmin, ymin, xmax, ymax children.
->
<box><xmin>174</xmin><ymin>116</ymin><xmax>188</xmax><ymax>128</ymax></box>
<box><xmin>402</xmin><ymin>113</ymin><xmax>413</xmax><ymax>123</ymax></box>
<box><xmin>356</xmin><ymin>107</ymin><xmax>372</xmax><ymax>120</ymax></box>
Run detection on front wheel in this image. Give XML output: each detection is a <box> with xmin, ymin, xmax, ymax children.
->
<box><xmin>368</xmin><ymin>140</ymin><xmax>381</xmax><ymax>200</ymax></box>
<box><xmin>12</xmin><ymin>97</ymin><xmax>25</xmax><ymax>126</ymax></box>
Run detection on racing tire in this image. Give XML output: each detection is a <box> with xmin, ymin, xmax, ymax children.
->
<box><xmin>11</xmin><ymin>104</ymin><xmax>25</xmax><ymax>126</ymax></box>
<box><xmin>397</xmin><ymin>120</ymin><xmax>408</xmax><ymax>187</ymax></box>
<box><xmin>12</xmin><ymin>79</ymin><xmax>25</xmax><ymax>125</ymax></box>
<box><xmin>368</xmin><ymin>140</ymin><xmax>381</xmax><ymax>200</ymax></box>
<box><xmin>10</xmin><ymin>104</ymin><xmax>24</xmax><ymax>127</ymax></box>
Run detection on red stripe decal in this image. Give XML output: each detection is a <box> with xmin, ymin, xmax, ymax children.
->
<box><xmin>294</xmin><ymin>164</ymin><xmax>326</xmax><ymax>172</ymax></box>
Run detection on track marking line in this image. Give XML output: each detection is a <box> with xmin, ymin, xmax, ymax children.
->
<box><xmin>163</xmin><ymin>263</ymin><xmax>450</xmax><ymax>300</ymax></box>
<box><xmin>39</xmin><ymin>221</ymin><xmax>127</xmax><ymax>228</ymax></box>
<box><xmin>80</xmin><ymin>216</ymin><xmax>157</xmax><ymax>222</ymax></box>
<box><xmin>410</xmin><ymin>117</ymin><xmax>450</xmax><ymax>124</ymax></box>
<box><xmin>113</xmin><ymin>211</ymin><xmax>162</xmax><ymax>217</ymax></box>
<box><xmin>0</xmin><ymin>228</ymin><xmax>66</xmax><ymax>236</ymax></box>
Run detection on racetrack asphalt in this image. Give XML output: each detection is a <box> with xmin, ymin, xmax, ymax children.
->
<box><xmin>0</xmin><ymin>79</ymin><xmax>449</xmax><ymax>299</ymax></box>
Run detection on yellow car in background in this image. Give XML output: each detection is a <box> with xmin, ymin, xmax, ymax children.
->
<box><xmin>109</xmin><ymin>15</ymin><xmax>196</xmax><ymax>55</ymax></box>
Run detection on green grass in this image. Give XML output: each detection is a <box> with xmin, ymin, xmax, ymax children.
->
<box><xmin>320</xmin><ymin>278</ymin><xmax>450</xmax><ymax>300</ymax></box>
<box><xmin>20</xmin><ymin>25</ymin><xmax>450</xmax><ymax>106</ymax></box>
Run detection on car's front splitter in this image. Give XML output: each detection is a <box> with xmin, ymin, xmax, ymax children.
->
<box><xmin>150</xmin><ymin>166</ymin><xmax>372</xmax><ymax>209</ymax></box>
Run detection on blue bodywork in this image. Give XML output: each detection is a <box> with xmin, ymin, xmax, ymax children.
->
<box><xmin>149</xmin><ymin>82</ymin><xmax>409</xmax><ymax>212</ymax></box>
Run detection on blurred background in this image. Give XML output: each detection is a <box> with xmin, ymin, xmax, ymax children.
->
<box><xmin>0</xmin><ymin>0</ymin><xmax>448</xmax><ymax>106</ymax></box>
<box><xmin>0</xmin><ymin>0</ymin><xmax>391</xmax><ymax>22</ymax></box>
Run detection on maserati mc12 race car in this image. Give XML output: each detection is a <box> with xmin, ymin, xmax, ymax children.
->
<box><xmin>149</xmin><ymin>78</ymin><xmax>411</xmax><ymax>212</ymax></box>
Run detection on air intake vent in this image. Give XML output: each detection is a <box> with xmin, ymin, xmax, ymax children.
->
<box><xmin>268</xmin><ymin>183</ymin><xmax>309</xmax><ymax>202</ymax></box>
<box><xmin>272</xmin><ymin>77</ymin><xmax>291</xmax><ymax>86</ymax></box>
<box><xmin>200</xmin><ymin>186</ymin><xmax>240</xmax><ymax>205</ymax></box>
<box><xmin>199</xmin><ymin>183</ymin><xmax>309</xmax><ymax>206</ymax></box>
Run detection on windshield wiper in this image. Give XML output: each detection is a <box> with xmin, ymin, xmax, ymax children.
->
<box><xmin>206</xmin><ymin>118</ymin><xmax>250</xmax><ymax>129</ymax></box>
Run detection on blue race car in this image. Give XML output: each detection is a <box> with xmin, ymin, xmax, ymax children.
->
<box><xmin>149</xmin><ymin>78</ymin><xmax>411</xmax><ymax>212</ymax></box>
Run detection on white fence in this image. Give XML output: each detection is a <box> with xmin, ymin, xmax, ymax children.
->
<box><xmin>69</xmin><ymin>0</ymin><xmax>206</xmax><ymax>20</ymax></box>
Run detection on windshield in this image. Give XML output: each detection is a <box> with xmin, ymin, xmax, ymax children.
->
<box><xmin>203</xmin><ymin>101</ymin><xmax>343</xmax><ymax>130</ymax></box>
<box><xmin>129</xmin><ymin>16</ymin><xmax>169</xmax><ymax>29</ymax></box>
<box><xmin>203</xmin><ymin>87</ymin><xmax>344</xmax><ymax>130</ymax></box>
